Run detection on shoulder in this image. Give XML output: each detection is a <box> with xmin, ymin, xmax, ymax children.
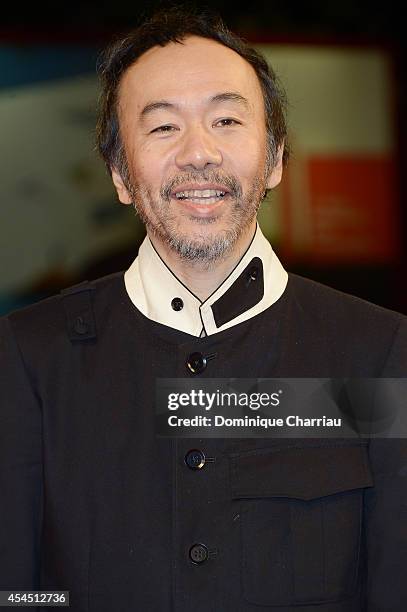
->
<box><xmin>286</xmin><ymin>273</ymin><xmax>407</xmax><ymax>374</ymax></box>
<box><xmin>288</xmin><ymin>272</ymin><xmax>405</xmax><ymax>324</ymax></box>
<box><xmin>1</xmin><ymin>271</ymin><xmax>126</xmax><ymax>349</ymax></box>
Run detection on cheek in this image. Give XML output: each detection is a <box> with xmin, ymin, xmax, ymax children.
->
<box><xmin>228</xmin><ymin>149</ymin><xmax>266</xmax><ymax>184</ymax></box>
<box><xmin>223</xmin><ymin>131</ymin><xmax>267</xmax><ymax>179</ymax></box>
<box><xmin>130</xmin><ymin>144</ymin><xmax>173</xmax><ymax>190</ymax></box>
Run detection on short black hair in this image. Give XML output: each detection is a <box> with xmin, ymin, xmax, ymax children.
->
<box><xmin>96</xmin><ymin>6</ymin><xmax>289</xmax><ymax>179</ymax></box>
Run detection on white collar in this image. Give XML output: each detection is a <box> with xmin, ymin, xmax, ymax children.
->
<box><xmin>124</xmin><ymin>224</ymin><xmax>288</xmax><ymax>337</ymax></box>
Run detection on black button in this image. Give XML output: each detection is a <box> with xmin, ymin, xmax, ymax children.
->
<box><xmin>171</xmin><ymin>297</ymin><xmax>184</xmax><ymax>311</ymax></box>
<box><xmin>189</xmin><ymin>543</ymin><xmax>208</xmax><ymax>564</ymax></box>
<box><xmin>185</xmin><ymin>449</ymin><xmax>206</xmax><ymax>470</ymax></box>
<box><xmin>186</xmin><ymin>352</ymin><xmax>207</xmax><ymax>374</ymax></box>
<box><xmin>248</xmin><ymin>266</ymin><xmax>258</xmax><ymax>282</ymax></box>
<box><xmin>74</xmin><ymin>316</ymin><xmax>89</xmax><ymax>335</ymax></box>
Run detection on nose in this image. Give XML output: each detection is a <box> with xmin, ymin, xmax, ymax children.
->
<box><xmin>175</xmin><ymin>125</ymin><xmax>222</xmax><ymax>171</ymax></box>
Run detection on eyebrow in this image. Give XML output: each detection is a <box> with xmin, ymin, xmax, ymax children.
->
<box><xmin>139</xmin><ymin>91</ymin><xmax>251</xmax><ymax>119</ymax></box>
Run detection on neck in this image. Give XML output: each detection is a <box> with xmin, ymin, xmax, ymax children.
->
<box><xmin>148</xmin><ymin>221</ymin><xmax>257</xmax><ymax>301</ymax></box>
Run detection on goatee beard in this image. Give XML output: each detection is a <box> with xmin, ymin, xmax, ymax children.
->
<box><xmin>128</xmin><ymin>170</ymin><xmax>266</xmax><ymax>266</ymax></box>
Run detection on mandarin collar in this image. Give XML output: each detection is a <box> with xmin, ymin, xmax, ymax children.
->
<box><xmin>124</xmin><ymin>224</ymin><xmax>288</xmax><ymax>337</ymax></box>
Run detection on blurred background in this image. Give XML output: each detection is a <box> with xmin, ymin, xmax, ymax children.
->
<box><xmin>1</xmin><ymin>1</ymin><xmax>406</xmax><ymax>315</ymax></box>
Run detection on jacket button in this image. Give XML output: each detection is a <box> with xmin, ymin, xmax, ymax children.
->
<box><xmin>246</xmin><ymin>266</ymin><xmax>259</xmax><ymax>287</ymax></box>
<box><xmin>186</xmin><ymin>352</ymin><xmax>207</xmax><ymax>374</ymax></box>
<box><xmin>74</xmin><ymin>316</ymin><xmax>89</xmax><ymax>335</ymax></box>
<box><xmin>189</xmin><ymin>543</ymin><xmax>208</xmax><ymax>564</ymax></box>
<box><xmin>185</xmin><ymin>449</ymin><xmax>206</xmax><ymax>470</ymax></box>
<box><xmin>248</xmin><ymin>266</ymin><xmax>258</xmax><ymax>281</ymax></box>
<box><xmin>171</xmin><ymin>297</ymin><xmax>184</xmax><ymax>311</ymax></box>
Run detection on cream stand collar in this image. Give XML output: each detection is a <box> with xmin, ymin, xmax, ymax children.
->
<box><xmin>124</xmin><ymin>224</ymin><xmax>288</xmax><ymax>337</ymax></box>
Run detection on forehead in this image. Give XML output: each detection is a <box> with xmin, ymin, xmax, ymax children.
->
<box><xmin>118</xmin><ymin>35</ymin><xmax>264</xmax><ymax>112</ymax></box>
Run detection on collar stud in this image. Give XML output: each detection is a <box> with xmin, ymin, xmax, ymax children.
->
<box><xmin>171</xmin><ymin>297</ymin><xmax>184</xmax><ymax>311</ymax></box>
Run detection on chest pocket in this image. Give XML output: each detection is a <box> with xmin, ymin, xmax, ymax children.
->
<box><xmin>230</xmin><ymin>443</ymin><xmax>373</xmax><ymax>607</ymax></box>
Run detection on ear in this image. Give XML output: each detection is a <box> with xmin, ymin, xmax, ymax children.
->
<box><xmin>266</xmin><ymin>143</ymin><xmax>284</xmax><ymax>190</ymax></box>
<box><xmin>111</xmin><ymin>166</ymin><xmax>133</xmax><ymax>205</ymax></box>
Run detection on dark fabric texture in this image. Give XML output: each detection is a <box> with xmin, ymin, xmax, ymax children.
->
<box><xmin>1</xmin><ymin>271</ymin><xmax>407</xmax><ymax>611</ymax></box>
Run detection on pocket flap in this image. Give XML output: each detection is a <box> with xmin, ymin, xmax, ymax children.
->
<box><xmin>230</xmin><ymin>444</ymin><xmax>373</xmax><ymax>501</ymax></box>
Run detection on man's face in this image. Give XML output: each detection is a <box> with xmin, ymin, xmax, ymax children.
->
<box><xmin>112</xmin><ymin>36</ymin><xmax>283</xmax><ymax>264</ymax></box>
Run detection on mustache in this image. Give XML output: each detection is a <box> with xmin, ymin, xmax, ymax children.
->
<box><xmin>160</xmin><ymin>171</ymin><xmax>242</xmax><ymax>200</ymax></box>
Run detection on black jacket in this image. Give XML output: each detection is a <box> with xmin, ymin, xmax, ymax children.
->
<box><xmin>1</xmin><ymin>272</ymin><xmax>407</xmax><ymax>611</ymax></box>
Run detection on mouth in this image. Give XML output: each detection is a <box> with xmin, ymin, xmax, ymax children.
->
<box><xmin>172</xmin><ymin>186</ymin><xmax>230</xmax><ymax>206</ymax></box>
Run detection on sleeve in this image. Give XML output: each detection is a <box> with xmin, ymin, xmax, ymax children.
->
<box><xmin>365</xmin><ymin>316</ymin><xmax>407</xmax><ymax>610</ymax></box>
<box><xmin>0</xmin><ymin>316</ymin><xmax>43</xmax><ymax>590</ymax></box>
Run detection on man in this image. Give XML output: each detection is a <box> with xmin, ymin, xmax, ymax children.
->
<box><xmin>1</xmin><ymin>7</ymin><xmax>407</xmax><ymax>611</ymax></box>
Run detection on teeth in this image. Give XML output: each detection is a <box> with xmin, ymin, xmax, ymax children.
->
<box><xmin>175</xmin><ymin>189</ymin><xmax>226</xmax><ymax>200</ymax></box>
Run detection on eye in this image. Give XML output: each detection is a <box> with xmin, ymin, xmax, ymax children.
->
<box><xmin>214</xmin><ymin>118</ymin><xmax>241</xmax><ymax>127</ymax></box>
<box><xmin>150</xmin><ymin>125</ymin><xmax>178</xmax><ymax>134</ymax></box>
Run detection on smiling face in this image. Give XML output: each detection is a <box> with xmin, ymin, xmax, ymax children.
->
<box><xmin>112</xmin><ymin>35</ymin><xmax>283</xmax><ymax>264</ymax></box>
